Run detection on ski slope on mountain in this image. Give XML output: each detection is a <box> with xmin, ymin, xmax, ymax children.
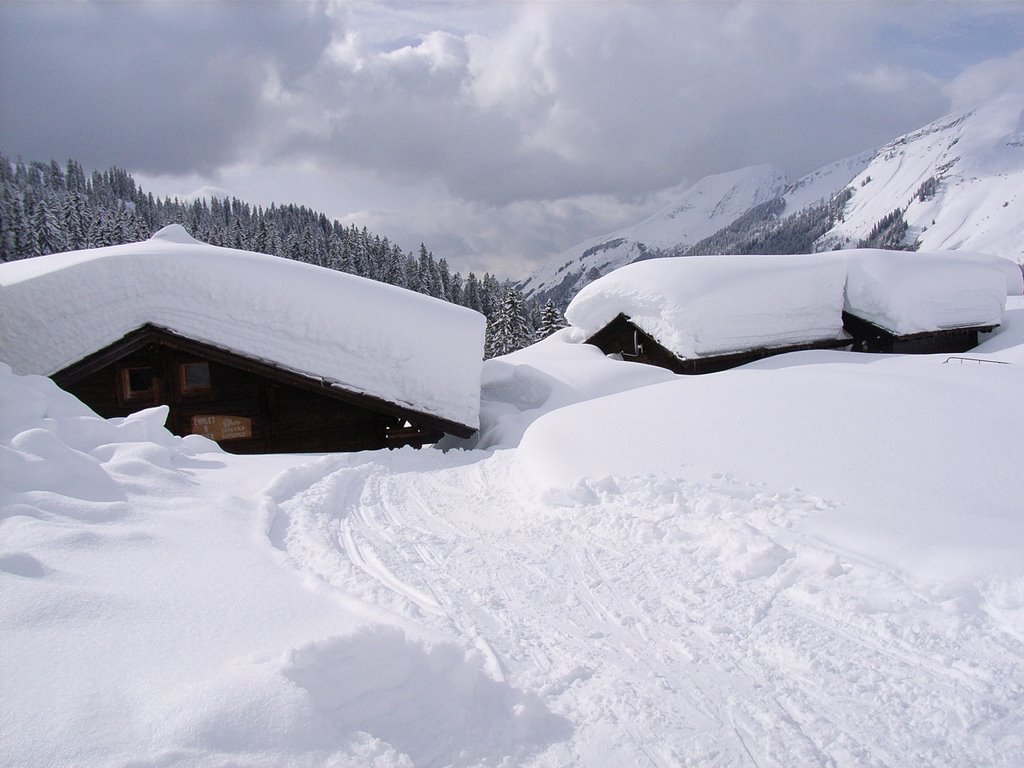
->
<box><xmin>3</xmin><ymin>291</ymin><xmax>1024</xmax><ymax>766</ymax></box>
<box><xmin>822</xmin><ymin>91</ymin><xmax>1024</xmax><ymax>261</ymax></box>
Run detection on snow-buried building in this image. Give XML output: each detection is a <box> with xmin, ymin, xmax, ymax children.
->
<box><xmin>566</xmin><ymin>251</ymin><xmax>1007</xmax><ymax>374</ymax></box>
<box><xmin>840</xmin><ymin>250</ymin><xmax>1010</xmax><ymax>354</ymax></box>
<box><xmin>0</xmin><ymin>225</ymin><xmax>486</xmax><ymax>453</ymax></box>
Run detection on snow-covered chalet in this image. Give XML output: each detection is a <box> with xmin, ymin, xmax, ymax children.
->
<box><xmin>566</xmin><ymin>251</ymin><xmax>1010</xmax><ymax>374</ymax></box>
<box><xmin>840</xmin><ymin>250</ymin><xmax>1010</xmax><ymax>354</ymax></box>
<box><xmin>0</xmin><ymin>225</ymin><xmax>486</xmax><ymax>453</ymax></box>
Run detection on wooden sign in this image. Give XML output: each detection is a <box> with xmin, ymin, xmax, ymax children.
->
<box><xmin>190</xmin><ymin>414</ymin><xmax>252</xmax><ymax>442</ymax></box>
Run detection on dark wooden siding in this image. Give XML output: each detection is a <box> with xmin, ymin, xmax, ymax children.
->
<box><xmin>842</xmin><ymin>312</ymin><xmax>995</xmax><ymax>355</ymax></box>
<box><xmin>586</xmin><ymin>314</ymin><xmax>850</xmax><ymax>375</ymax></box>
<box><xmin>62</xmin><ymin>342</ymin><xmax>404</xmax><ymax>453</ymax></box>
<box><xmin>54</xmin><ymin>325</ymin><xmax>472</xmax><ymax>454</ymax></box>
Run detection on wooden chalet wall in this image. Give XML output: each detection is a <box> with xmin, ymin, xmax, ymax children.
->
<box><xmin>841</xmin><ymin>312</ymin><xmax>996</xmax><ymax>355</ymax></box>
<box><xmin>586</xmin><ymin>314</ymin><xmax>850</xmax><ymax>375</ymax></box>
<box><xmin>52</xmin><ymin>326</ymin><xmax>468</xmax><ymax>454</ymax></box>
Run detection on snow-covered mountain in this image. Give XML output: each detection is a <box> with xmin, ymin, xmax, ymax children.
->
<box><xmin>520</xmin><ymin>165</ymin><xmax>790</xmax><ymax>305</ymax></box>
<box><xmin>526</xmin><ymin>91</ymin><xmax>1024</xmax><ymax>306</ymax></box>
<box><xmin>821</xmin><ymin>91</ymin><xmax>1024</xmax><ymax>258</ymax></box>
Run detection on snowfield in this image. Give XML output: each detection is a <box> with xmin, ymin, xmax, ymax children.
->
<box><xmin>3</xmin><ymin>302</ymin><xmax>1024</xmax><ymax>766</ymax></box>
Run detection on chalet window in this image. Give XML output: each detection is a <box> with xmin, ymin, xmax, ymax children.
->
<box><xmin>179</xmin><ymin>361</ymin><xmax>211</xmax><ymax>393</ymax></box>
<box><xmin>121</xmin><ymin>366</ymin><xmax>156</xmax><ymax>402</ymax></box>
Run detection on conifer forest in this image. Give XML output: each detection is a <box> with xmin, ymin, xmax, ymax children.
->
<box><xmin>0</xmin><ymin>155</ymin><xmax>561</xmax><ymax>356</ymax></box>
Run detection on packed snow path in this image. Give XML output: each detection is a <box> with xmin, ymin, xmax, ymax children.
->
<box><xmin>265</xmin><ymin>448</ymin><xmax>1024</xmax><ymax>767</ymax></box>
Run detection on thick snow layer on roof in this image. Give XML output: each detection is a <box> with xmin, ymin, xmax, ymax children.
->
<box><xmin>565</xmin><ymin>254</ymin><xmax>849</xmax><ymax>360</ymax></box>
<box><xmin>0</xmin><ymin>225</ymin><xmax>485</xmax><ymax>429</ymax></box>
<box><xmin>842</xmin><ymin>249</ymin><xmax>1006</xmax><ymax>334</ymax></box>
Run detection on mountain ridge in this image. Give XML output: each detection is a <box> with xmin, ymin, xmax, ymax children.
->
<box><xmin>524</xmin><ymin>91</ymin><xmax>1024</xmax><ymax>307</ymax></box>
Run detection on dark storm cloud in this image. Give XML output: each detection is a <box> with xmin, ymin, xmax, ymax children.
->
<box><xmin>0</xmin><ymin>0</ymin><xmax>331</xmax><ymax>174</ymax></box>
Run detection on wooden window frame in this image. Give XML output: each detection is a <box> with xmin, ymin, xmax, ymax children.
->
<box><xmin>179</xmin><ymin>360</ymin><xmax>212</xmax><ymax>395</ymax></box>
<box><xmin>120</xmin><ymin>365</ymin><xmax>157</xmax><ymax>403</ymax></box>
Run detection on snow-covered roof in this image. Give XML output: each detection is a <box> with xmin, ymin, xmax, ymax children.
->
<box><xmin>0</xmin><ymin>225</ymin><xmax>485</xmax><ymax>429</ymax></box>
<box><xmin>842</xmin><ymin>249</ymin><xmax>1006</xmax><ymax>335</ymax></box>
<box><xmin>565</xmin><ymin>250</ymin><xmax>1008</xmax><ymax>360</ymax></box>
<box><xmin>565</xmin><ymin>254</ymin><xmax>849</xmax><ymax>360</ymax></box>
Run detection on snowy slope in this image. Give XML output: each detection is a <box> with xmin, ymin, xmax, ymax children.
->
<box><xmin>782</xmin><ymin>149</ymin><xmax>874</xmax><ymax>213</ymax></box>
<box><xmin>820</xmin><ymin>91</ymin><xmax>1024</xmax><ymax>261</ymax></box>
<box><xmin>0</xmin><ymin>225</ymin><xmax>486</xmax><ymax>429</ymax></box>
<box><xmin>520</xmin><ymin>165</ymin><xmax>789</xmax><ymax>304</ymax></box>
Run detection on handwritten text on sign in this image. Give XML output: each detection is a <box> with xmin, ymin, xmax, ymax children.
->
<box><xmin>191</xmin><ymin>415</ymin><xmax>253</xmax><ymax>442</ymax></box>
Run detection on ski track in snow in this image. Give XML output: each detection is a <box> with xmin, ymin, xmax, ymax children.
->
<box><xmin>264</xmin><ymin>450</ymin><xmax>1024</xmax><ymax>767</ymax></box>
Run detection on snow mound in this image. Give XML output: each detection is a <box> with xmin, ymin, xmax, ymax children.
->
<box><xmin>842</xmin><ymin>249</ymin><xmax>1006</xmax><ymax>334</ymax></box>
<box><xmin>0</xmin><ymin>234</ymin><xmax>485</xmax><ymax>429</ymax></box>
<box><xmin>516</xmin><ymin>351</ymin><xmax>1024</xmax><ymax>584</ymax></box>
<box><xmin>565</xmin><ymin>254</ymin><xmax>849</xmax><ymax>359</ymax></box>
<box><xmin>150</xmin><ymin>222</ymin><xmax>202</xmax><ymax>244</ymax></box>
<box><xmin>446</xmin><ymin>328</ymin><xmax>676</xmax><ymax>449</ymax></box>
<box><xmin>282</xmin><ymin>626</ymin><xmax>570</xmax><ymax>766</ymax></box>
<box><xmin>0</xmin><ymin>362</ymin><xmax>210</xmax><ymax>506</ymax></box>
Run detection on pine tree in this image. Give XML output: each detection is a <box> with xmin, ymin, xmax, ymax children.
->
<box><xmin>31</xmin><ymin>196</ymin><xmax>65</xmax><ymax>255</ymax></box>
<box><xmin>63</xmin><ymin>191</ymin><xmax>86</xmax><ymax>251</ymax></box>
<box><xmin>480</xmin><ymin>273</ymin><xmax>500</xmax><ymax>321</ymax></box>
<box><xmin>463</xmin><ymin>272</ymin><xmax>481</xmax><ymax>312</ymax></box>
<box><xmin>486</xmin><ymin>287</ymin><xmax>531</xmax><ymax>358</ymax></box>
<box><xmin>537</xmin><ymin>299</ymin><xmax>565</xmax><ymax>339</ymax></box>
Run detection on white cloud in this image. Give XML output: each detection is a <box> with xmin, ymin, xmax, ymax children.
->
<box><xmin>6</xmin><ymin>1</ymin><xmax>1023</xmax><ymax>278</ymax></box>
<box><xmin>946</xmin><ymin>49</ymin><xmax>1024</xmax><ymax>111</ymax></box>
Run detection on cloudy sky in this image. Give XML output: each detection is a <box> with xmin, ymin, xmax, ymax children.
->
<box><xmin>2</xmin><ymin>1</ymin><xmax>1023</xmax><ymax>278</ymax></box>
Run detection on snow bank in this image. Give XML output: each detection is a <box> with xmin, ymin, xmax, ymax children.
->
<box><xmin>443</xmin><ymin>328</ymin><xmax>676</xmax><ymax>449</ymax></box>
<box><xmin>0</xmin><ymin>363</ymin><xmax>563</xmax><ymax>766</ymax></box>
<box><xmin>0</xmin><ymin>225</ymin><xmax>485</xmax><ymax>429</ymax></box>
<box><xmin>974</xmin><ymin>297</ymin><xmax>1024</xmax><ymax>363</ymax></box>
<box><xmin>842</xmin><ymin>249</ymin><xmax>1007</xmax><ymax>334</ymax></box>
<box><xmin>0</xmin><ymin>362</ymin><xmax>213</xmax><ymax>501</ymax></box>
<box><xmin>516</xmin><ymin>352</ymin><xmax>1024</xmax><ymax>583</ymax></box>
<box><xmin>565</xmin><ymin>255</ymin><xmax>849</xmax><ymax>359</ymax></box>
